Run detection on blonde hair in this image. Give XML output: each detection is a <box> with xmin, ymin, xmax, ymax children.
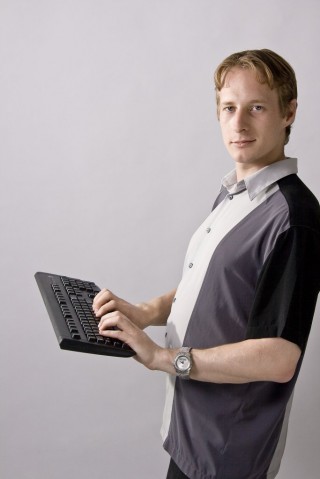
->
<box><xmin>214</xmin><ymin>49</ymin><xmax>297</xmax><ymax>144</ymax></box>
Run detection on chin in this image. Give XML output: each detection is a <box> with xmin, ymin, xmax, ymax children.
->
<box><xmin>233</xmin><ymin>156</ymin><xmax>256</xmax><ymax>165</ymax></box>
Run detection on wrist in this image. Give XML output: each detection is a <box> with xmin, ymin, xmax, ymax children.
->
<box><xmin>134</xmin><ymin>302</ymin><xmax>156</xmax><ymax>329</ymax></box>
<box><xmin>136</xmin><ymin>290</ymin><xmax>176</xmax><ymax>328</ymax></box>
<box><xmin>173</xmin><ymin>347</ymin><xmax>193</xmax><ymax>379</ymax></box>
<box><xmin>151</xmin><ymin>347</ymin><xmax>195</xmax><ymax>379</ymax></box>
<box><xmin>150</xmin><ymin>347</ymin><xmax>177</xmax><ymax>374</ymax></box>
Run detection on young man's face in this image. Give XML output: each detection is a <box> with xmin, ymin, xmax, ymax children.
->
<box><xmin>218</xmin><ymin>67</ymin><xmax>296</xmax><ymax>180</ymax></box>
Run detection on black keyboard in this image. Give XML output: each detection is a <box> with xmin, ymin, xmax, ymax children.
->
<box><xmin>35</xmin><ymin>272</ymin><xmax>135</xmax><ymax>358</ymax></box>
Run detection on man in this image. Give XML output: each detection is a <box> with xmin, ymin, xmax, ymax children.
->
<box><xmin>93</xmin><ymin>50</ymin><xmax>320</xmax><ymax>478</ymax></box>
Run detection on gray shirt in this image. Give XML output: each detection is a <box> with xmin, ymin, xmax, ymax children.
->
<box><xmin>162</xmin><ymin>158</ymin><xmax>320</xmax><ymax>479</ymax></box>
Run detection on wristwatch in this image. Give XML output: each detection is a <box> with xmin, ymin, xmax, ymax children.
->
<box><xmin>173</xmin><ymin>347</ymin><xmax>193</xmax><ymax>379</ymax></box>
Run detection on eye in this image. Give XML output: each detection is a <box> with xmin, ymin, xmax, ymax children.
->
<box><xmin>251</xmin><ymin>105</ymin><xmax>264</xmax><ymax>111</ymax></box>
<box><xmin>223</xmin><ymin>106</ymin><xmax>235</xmax><ymax>113</ymax></box>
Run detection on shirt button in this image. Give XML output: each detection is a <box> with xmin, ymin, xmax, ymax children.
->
<box><xmin>206</xmin><ymin>227</ymin><xmax>211</xmax><ymax>233</ymax></box>
<box><xmin>188</xmin><ymin>263</ymin><xmax>193</xmax><ymax>268</ymax></box>
<box><xmin>228</xmin><ymin>194</ymin><xmax>234</xmax><ymax>200</ymax></box>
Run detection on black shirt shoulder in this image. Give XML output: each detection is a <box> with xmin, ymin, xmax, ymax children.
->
<box><xmin>278</xmin><ymin>174</ymin><xmax>320</xmax><ymax>231</ymax></box>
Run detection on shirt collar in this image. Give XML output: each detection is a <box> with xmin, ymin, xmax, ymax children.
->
<box><xmin>221</xmin><ymin>157</ymin><xmax>298</xmax><ymax>200</ymax></box>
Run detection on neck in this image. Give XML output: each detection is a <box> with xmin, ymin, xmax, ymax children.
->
<box><xmin>235</xmin><ymin>154</ymin><xmax>286</xmax><ymax>182</ymax></box>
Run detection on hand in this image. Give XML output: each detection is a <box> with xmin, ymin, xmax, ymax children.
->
<box><xmin>98</xmin><ymin>311</ymin><xmax>170</xmax><ymax>370</ymax></box>
<box><xmin>93</xmin><ymin>288</ymin><xmax>150</xmax><ymax>330</ymax></box>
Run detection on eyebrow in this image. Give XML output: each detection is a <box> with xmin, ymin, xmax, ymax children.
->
<box><xmin>220</xmin><ymin>99</ymin><xmax>268</xmax><ymax>106</ymax></box>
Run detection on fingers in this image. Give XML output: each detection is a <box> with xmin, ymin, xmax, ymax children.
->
<box><xmin>92</xmin><ymin>288</ymin><xmax>117</xmax><ymax>317</ymax></box>
<box><xmin>93</xmin><ymin>288</ymin><xmax>113</xmax><ymax>308</ymax></box>
<box><xmin>98</xmin><ymin>311</ymin><xmax>136</xmax><ymax>346</ymax></box>
<box><xmin>98</xmin><ymin>311</ymin><xmax>162</xmax><ymax>370</ymax></box>
<box><xmin>98</xmin><ymin>311</ymin><xmax>126</xmax><ymax>332</ymax></box>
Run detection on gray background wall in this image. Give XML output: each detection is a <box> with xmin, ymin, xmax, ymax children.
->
<box><xmin>1</xmin><ymin>1</ymin><xmax>319</xmax><ymax>478</ymax></box>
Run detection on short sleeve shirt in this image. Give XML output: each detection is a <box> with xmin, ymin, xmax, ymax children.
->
<box><xmin>161</xmin><ymin>158</ymin><xmax>320</xmax><ymax>479</ymax></box>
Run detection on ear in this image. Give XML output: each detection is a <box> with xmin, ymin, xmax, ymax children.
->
<box><xmin>284</xmin><ymin>99</ymin><xmax>298</xmax><ymax>127</ymax></box>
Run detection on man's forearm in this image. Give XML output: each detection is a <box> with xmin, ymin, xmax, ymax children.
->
<box><xmin>152</xmin><ymin>337</ymin><xmax>301</xmax><ymax>384</ymax></box>
<box><xmin>136</xmin><ymin>289</ymin><xmax>176</xmax><ymax>328</ymax></box>
<box><xmin>93</xmin><ymin>288</ymin><xmax>176</xmax><ymax>330</ymax></box>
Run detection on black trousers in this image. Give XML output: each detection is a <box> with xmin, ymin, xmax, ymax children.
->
<box><xmin>166</xmin><ymin>458</ymin><xmax>189</xmax><ymax>479</ymax></box>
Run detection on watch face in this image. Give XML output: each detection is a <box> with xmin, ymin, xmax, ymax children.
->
<box><xmin>177</xmin><ymin>355</ymin><xmax>191</xmax><ymax>371</ymax></box>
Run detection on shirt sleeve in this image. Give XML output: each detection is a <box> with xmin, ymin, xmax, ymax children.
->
<box><xmin>246</xmin><ymin>225</ymin><xmax>320</xmax><ymax>352</ymax></box>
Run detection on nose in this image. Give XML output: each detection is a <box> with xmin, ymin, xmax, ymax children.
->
<box><xmin>233</xmin><ymin>108</ymin><xmax>248</xmax><ymax>132</ymax></box>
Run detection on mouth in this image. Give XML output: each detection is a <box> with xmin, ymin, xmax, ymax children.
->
<box><xmin>231</xmin><ymin>140</ymin><xmax>256</xmax><ymax>148</ymax></box>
